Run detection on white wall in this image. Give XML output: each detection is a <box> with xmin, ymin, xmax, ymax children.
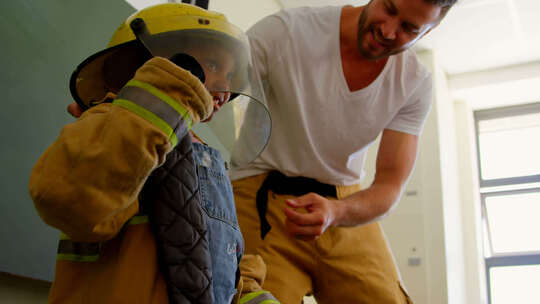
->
<box><xmin>430</xmin><ymin>51</ymin><xmax>468</xmax><ymax>304</ymax></box>
<box><xmin>209</xmin><ymin>0</ymin><xmax>282</xmax><ymax>31</ymax></box>
<box><xmin>450</xmin><ymin>61</ymin><xmax>540</xmax><ymax>110</ymax></box>
<box><xmin>454</xmin><ymin>100</ymin><xmax>488</xmax><ymax>304</ymax></box>
<box><xmin>126</xmin><ymin>0</ymin><xmax>282</xmax><ymax>31</ymax></box>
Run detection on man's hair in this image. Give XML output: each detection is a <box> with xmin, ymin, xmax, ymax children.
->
<box><xmin>425</xmin><ymin>0</ymin><xmax>458</xmax><ymax>20</ymax></box>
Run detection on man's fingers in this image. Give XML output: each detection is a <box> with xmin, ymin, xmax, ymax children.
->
<box><xmin>285</xmin><ymin>198</ymin><xmax>314</xmax><ymax>208</ymax></box>
<box><xmin>285</xmin><ymin>199</ymin><xmax>300</xmax><ymax>207</ymax></box>
<box><xmin>283</xmin><ymin>207</ymin><xmax>324</xmax><ymax>226</ymax></box>
<box><xmin>283</xmin><ymin>194</ymin><xmax>333</xmax><ymax>241</ymax></box>
<box><xmin>285</xmin><ymin>219</ymin><xmax>324</xmax><ymax>239</ymax></box>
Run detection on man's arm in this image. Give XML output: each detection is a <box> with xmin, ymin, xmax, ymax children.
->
<box><xmin>29</xmin><ymin>58</ymin><xmax>212</xmax><ymax>242</ymax></box>
<box><xmin>284</xmin><ymin>129</ymin><xmax>418</xmax><ymax>240</ymax></box>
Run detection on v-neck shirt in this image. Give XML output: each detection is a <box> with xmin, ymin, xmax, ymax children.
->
<box><xmin>230</xmin><ymin>6</ymin><xmax>433</xmax><ymax>186</ymax></box>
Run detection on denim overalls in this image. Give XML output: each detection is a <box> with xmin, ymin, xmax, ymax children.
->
<box><xmin>193</xmin><ymin>142</ymin><xmax>244</xmax><ymax>303</ymax></box>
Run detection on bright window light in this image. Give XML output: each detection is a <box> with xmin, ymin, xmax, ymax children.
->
<box><xmin>485</xmin><ymin>192</ymin><xmax>540</xmax><ymax>254</ymax></box>
<box><xmin>490</xmin><ymin>265</ymin><xmax>540</xmax><ymax>304</ymax></box>
<box><xmin>477</xmin><ymin>112</ymin><xmax>540</xmax><ymax>180</ymax></box>
<box><xmin>476</xmin><ymin>103</ymin><xmax>540</xmax><ymax>304</ymax></box>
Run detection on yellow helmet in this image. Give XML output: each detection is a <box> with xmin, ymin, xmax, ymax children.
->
<box><xmin>69</xmin><ymin>3</ymin><xmax>270</xmax><ymax>166</ymax></box>
<box><xmin>109</xmin><ymin>3</ymin><xmax>244</xmax><ymax>48</ymax></box>
<box><xmin>71</xmin><ymin>3</ymin><xmax>254</xmax><ymax>109</ymax></box>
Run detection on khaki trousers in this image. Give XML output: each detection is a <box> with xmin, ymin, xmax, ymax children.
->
<box><xmin>232</xmin><ymin>173</ymin><xmax>412</xmax><ymax>304</ymax></box>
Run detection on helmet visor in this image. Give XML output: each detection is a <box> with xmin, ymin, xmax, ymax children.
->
<box><xmin>143</xmin><ymin>29</ymin><xmax>270</xmax><ymax>165</ymax></box>
<box><xmin>131</xmin><ymin>16</ymin><xmax>271</xmax><ymax>165</ymax></box>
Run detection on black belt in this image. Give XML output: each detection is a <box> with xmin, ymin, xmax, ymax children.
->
<box><xmin>255</xmin><ymin>171</ymin><xmax>337</xmax><ymax>239</ymax></box>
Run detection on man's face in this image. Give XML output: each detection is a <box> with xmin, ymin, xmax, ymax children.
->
<box><xmin>357</xmin><ymin>0</ymin><xmax>442</xmax><ymax>60</ymax></box>
<box><xmin>187</xmin><ymin>43</ymin><xmax>236</xmax><ymax>122</ymax></box>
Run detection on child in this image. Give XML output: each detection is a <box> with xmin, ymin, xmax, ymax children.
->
<box><xmin>29</xmin><ymin>3</ymin><xmax>276</xmax><ymax>304</ymax></box>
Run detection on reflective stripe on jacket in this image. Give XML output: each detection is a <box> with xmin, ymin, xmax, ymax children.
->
<box><xmin>239</xmin><ymin>291</ymin><xmax>280</xmax><ymax>304</ymax></box>
<box><xmin>56</xmin><ymin>215</ymin><xmax>148</xmax><ymax>262</ymax></box>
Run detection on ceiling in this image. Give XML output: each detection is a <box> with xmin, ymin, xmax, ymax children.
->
<box><xmin>278</xmin><ymin>0</ymin><xmax>540</xmax><ymax>75</ymax></box>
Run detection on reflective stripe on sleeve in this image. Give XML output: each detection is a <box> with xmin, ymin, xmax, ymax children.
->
<box><xmin>56</xmin><ymin>215</ymin><xmax>149</xmax><ymax>262</ymax></box>
<box><xmin>56</xmin><ymin>233</ymin><xmax>100</xmax><ymax>262</ymax></box>
<box><xmin>239</xmin><ymin>291</ymin><xmax>280</xmax><ymax>304</ymax></box>
<box><xmin>128</xmin><ymin>215</ymin><xmax>149</xmax><ymax>225</ymax></box>
<box><xmin>114</xmin><ymin>79</ymin><xmax>193</xmax><ymax>147</ymax></box>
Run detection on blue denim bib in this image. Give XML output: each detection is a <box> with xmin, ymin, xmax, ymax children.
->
<box><xmin>193</xmin><ymin>143</ymin><xmax>244</xmax><ymax>303</ymax></box>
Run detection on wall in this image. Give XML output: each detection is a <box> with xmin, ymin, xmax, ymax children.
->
<box><xmin>126</xmin><ymin>0</ymin><xmax>283</xmax><ymax>31</ymax></box>
<box><xmin>429</xmin><ymin>50</ymin><xmax>467</xmax><ymax>304</ymax></box>
<box><xmin>450</xmin><ymin>61</ymin><xmax>540</xmax><ymax>110</ymax></box>
<box><xmin>414</xmin><ymin>50</ymin><xmax>451</xmax><ymax>304</ymax></box>
<box><xmin>0</xmin><ymin>0</ymin><xmax>136</xmax><ymax>299</ymax></box>
<box><xmin>209</xmin><ymin>0</ymin><xmax>282</xmax><ymax>31</ymax></box>
<box><xmin>454</xmin><ymin>100</ymin><xmax>487</xmax><ymax>304</ymax></box>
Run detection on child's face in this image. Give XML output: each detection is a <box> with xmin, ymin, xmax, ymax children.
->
<box><xmin>186</xmin><ymin>44</ymin><xmax>236</xmax><ymax>122</ymax></box>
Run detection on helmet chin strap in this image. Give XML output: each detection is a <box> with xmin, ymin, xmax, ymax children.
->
<box><xmin>129</xmin><ymin>18</ymin><xmax>156</xmax><ymax>57</ymax></box>
<box><xmin>129</xmin><ymin>18</ymin><xmax>206</xmax><ymax>84</ymax></box>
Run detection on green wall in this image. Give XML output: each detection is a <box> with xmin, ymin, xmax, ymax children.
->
<box><xmin>0</xmin><ymin>0</ymin><xmax>135</xmax><ymax>282</ymax></box>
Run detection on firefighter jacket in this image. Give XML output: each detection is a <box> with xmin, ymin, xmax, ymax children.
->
<box><xmin>29</xmin><ymin>57</ymin><xmax>278</xmax><ymax>304</ymax></box>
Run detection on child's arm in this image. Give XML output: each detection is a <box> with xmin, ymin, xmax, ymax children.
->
<box><xmin>29</xmin><ymin>57</ymin><xmax>213</xmax><ymax>243</ymax></box>
<box><xmin>235</xmin><ymin>254</ymin><xmax>280</xmax><ymax>304</ymax></box>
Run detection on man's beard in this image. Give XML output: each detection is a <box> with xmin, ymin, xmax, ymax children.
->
<box><xmin>355</xmin><ymin>6</ymin><xmax>408</xmax><ymax>60</ymax></box>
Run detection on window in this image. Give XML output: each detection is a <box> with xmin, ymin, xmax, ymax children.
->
<box><xmin>474</xmin><ymin>102</ymin><xmax>540</xmax><ymax>304</ymax></box>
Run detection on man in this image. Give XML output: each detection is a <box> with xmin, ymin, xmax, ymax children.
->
<box><xmin>30</xmin><ymin>3</ymin><xmax>277</xmax><ymax>303</ymax></box>
<box><xmin>230</xmin><ymin>0</ymin><xmax>457</xmax><ymax>303</ymax></box>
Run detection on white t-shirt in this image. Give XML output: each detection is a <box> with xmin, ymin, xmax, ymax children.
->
<box><xmin>230</xmin><ymin>6</ymin><xmax>433</xmax><ymax>186</ymax></box>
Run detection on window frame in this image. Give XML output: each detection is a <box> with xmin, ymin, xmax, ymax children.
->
<box><xmin>474</xmin><ymin>102</ymin><xmax>540</xmax><ymax>304</ymax></box>
<box><xmin>474</xmin><ymin>103</ymin><xmax>540</xmax><ymax>188</ymax></box>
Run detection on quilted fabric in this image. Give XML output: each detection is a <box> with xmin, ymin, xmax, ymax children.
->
<box><xmin>140</xmin><ymin>134</ymin><xmax>213</xmax><ymax>304</ymax></box>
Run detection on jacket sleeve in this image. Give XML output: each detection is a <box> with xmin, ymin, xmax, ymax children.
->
<box><xmin>235</xmin><ymin>254</ymin><xmax>280</xmax><ymax>304</ymax></box>
<box><xmin>29</xmin><ymin>57</ymin><xmax>213</xmax><ymax>243</ymax></box>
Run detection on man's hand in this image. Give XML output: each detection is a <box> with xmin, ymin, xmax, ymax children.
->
<box><xmin>67</xmin><ymin>102</ymin><xmax>83</xmax><ymax>118</ymax></box>
<box><xmin>283</xmin><ymin>193</ymin><xmax>339</xmax><ymax>241</ymax></box>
